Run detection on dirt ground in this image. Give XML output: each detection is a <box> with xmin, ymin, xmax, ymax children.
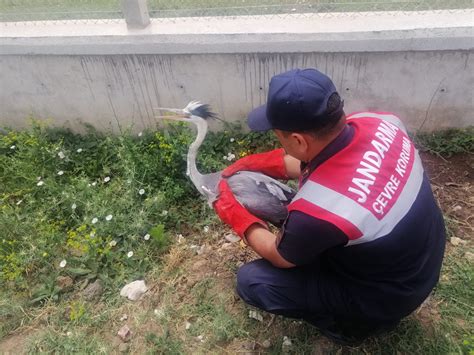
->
<box><xmin>420</xmin><ymin>152</ymin><xmax>473</xmax><ymax>242</ymax></box>
<box><xmin>1</xmin><ymin>152</ymin><xmax>472</xmax><ymax>354</ymax></box>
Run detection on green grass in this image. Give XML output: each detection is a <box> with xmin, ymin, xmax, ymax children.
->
<box><xmin>1</xmin><ymin>0</ymin><xmax>472</xmax><ymax>22</ymax></box>
<box><xmin>27</xmin><ymin>330</ymin><xmax>109</xmax><ymax>354</ymax></box>
<box><xmin>413</xmin><ymin>126</ymin><xmax>474</xmax><ymax>158</ymax></box>
<box><xmin>0</xmin><ymin>119</ymin><xmax>276</xmax><ymax>339</ymax></box>
<box><xmin>1</xmin><ymin>123</ymin><xmax>472</xmax><ymax>353</ymax></box>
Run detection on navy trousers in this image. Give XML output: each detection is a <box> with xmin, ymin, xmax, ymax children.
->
<box><xmin>236</xmin><ymin>259</ymin><xmax>350</xmax><ymax>328</ymax></box>
<box><xmin>236</xmin><ymin>259</ymin><xmax>399</xmax><ymax>332</ymax></box>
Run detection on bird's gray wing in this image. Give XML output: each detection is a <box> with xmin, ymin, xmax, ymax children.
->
<box><xmin>227</xmin><ymin>171</ymin><xmax>296</xmax><ymax>226</ymax></box>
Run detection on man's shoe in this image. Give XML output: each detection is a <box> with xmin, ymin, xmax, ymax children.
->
<box><xmin>317</xmin><ymin>319</ymin><xmax>400</xmax><ymax>347</ymax></box>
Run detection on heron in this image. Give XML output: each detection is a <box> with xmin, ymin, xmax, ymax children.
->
<box><xmin>154</xmin><ymin>101</ymin><xmax>296</xmax><ymax>226</ymax></box>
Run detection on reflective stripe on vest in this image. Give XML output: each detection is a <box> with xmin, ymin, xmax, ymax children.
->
<box><xmin>348</xmin><ymin>112</ymin><xmax>408</xmax><ymax>134</ymax></box>
<box><xmin>288</xmin><ymin>112</ymin><xmax>424</xmax><ymax>246</ymax></box>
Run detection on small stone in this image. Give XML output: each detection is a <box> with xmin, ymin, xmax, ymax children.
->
<box><xmin>117</xmin><ymin>325</ymin><xmax>132</xmax><ymax>342</ymax></box>
<box><xmin>249</xmin><ymin>310</ymin><xmax>263</xmax><ymax>322</ymax></box>
<box><xmin>282</xmin><ymin>336</ymin><xmax>292</xmax><ymax>350</ymax></box>
<box><xmin>242</xmin><ymin>340</ymin><xmax>256</xmax><ymax>350</ymax></box>
<box><xmin>224</xmin><ymin>233</ymin><xmax>240</xmax><ymax>243</ymax></box>
<box><xmin>82</xmin><ymin>279</ymin><xmax>104</xmax><ymax>301</ymax></box>
<box><xmin>197</xmin><ymin>335</ymin><xmax>204</xmax><ymax>342</ymax></box>
<box><xmin>452</xmin><ymin>205</ymin><xmax>462</xmax><ymax>212</ymax></box>
<box><xmin>118</xmin><ymin>343</ymin><xmax>129</xmax><ymax>353</ymax></box>
<box><xmin>56</xmin><ymin>275</ymin><xmax>74</xmax><ymax>292</ymax></box>
<box><xmin>120</xmin><ymin>280</ymin><xmax>148</xmax><ymax>301</ymax></box>
<box><xmin>220</xmin><ymin>242</ymin><xmax>233</xmax><ymax>250</ymax></box>
<box><xmin>450</xmin><ymin>237</ymin><xmax>466</xmax><ymax>246</ymax></box>
<box><xmin>262</xmin><ymin>339</ymin><xmax>271</xmax><ymax>348</ymax></box>
<box><xmin>154</xmin><ymin>308</ymin><xmax>165</xmax><ymax>318</ymax></box>
<box><xmin>465</xmin><ymin>251</ymin><xmax>474</xmax><ymax>262</ymax></box>
<box><xmin>185</xmin><ymin>321</ymin><xmax>191</xmax><ymax>330</ymax></box>
<box><xmin>190</xmin><ymin>244</ymin><xmax>205</xmax><ymax>255</ymax></box>
<box><xmin>120</xmin><ymin>314</ymin><xmax>128</xmax><ymax>321</ymax></box>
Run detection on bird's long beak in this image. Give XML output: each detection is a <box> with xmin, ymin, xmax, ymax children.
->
<box><xmin>154</xmin><ymin>107</ymin><xmax>188</xmax><ymax>121</ymax></box>
<box><xmin>154</xmin><ymin>114</ymin><xmax>187</xmax><ymax>121</ymax></box>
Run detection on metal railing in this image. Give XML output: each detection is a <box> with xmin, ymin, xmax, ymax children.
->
<box><xmin>0</xmin><ymin>0</ymin><xmax>124</xmax><ymax>23</ymax></box>
<box><xmin>148</xmin><ymin>0</ymin><xmax>473</xmax><ymax>19</ymax></box>
<box><xmin>1</xmin><ymin>0</ymin><xmax>472</xmax><ymax>25</ymax></box>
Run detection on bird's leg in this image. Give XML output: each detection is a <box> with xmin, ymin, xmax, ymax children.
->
<box><xmin>201</xmin><ymin>185</ymin><xmax>218</xmax><ymax>206</ymax></box>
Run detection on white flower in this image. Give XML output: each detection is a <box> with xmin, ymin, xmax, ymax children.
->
<box><xmin>37</xmin><ymin>181</ymin><xmax>44</xmax><ymax>186</ymax></box>
<box><xmin>138</xmin><ymin>132</ymin><xmax>143</xmax><ymax>137</ymax></box>
<box><xmin>71</xmin><ymin>203</ymin><xmax>77</xmax><ymax>210</ymax></box>
<box><xmin>230</xmin><ymin>138</ymin><xmax>235</xmax><ymax>142</ymax></box>
<box><xmin>66</xmin><ymin>331</ymin><xmax>72</xmax><ymax>337</ymax></box>
<box><xmin>92</xmin><ymin>182</ymin><xmax>97</xmax><ymax>186</ymax></box>
<box><xmin>10</xmin><ymin>145</ymin><xmax>16</xmax><ymax>149</ymax></box>
<box><xmin>105</xmin><ymin>214</ymin><xmax>113</xmax><ymax>221</ymax></box>
<box><xmin>87</xmin><ymin>183</ymin><xmax>91</xmax><ymax>187</ymax></box>
<box><xmin>109</xmin><ymin>240</ymin><xmax>117</xmax><ymax>247</ymax></box>
<box><xmin>76</xmin><ymin>148</ymin><xmax>83</xmax><ymax>153</ymax></box>
<box><xmin>59</xmin><ymin>259</ymin><xmax>67</xmax><ymax>268</ymax></box>
<box><xmin>90</xmin><ymin>231</ymin><xmax>95</xmax><ymax>238</ymax></box>
<box><xmin>203</xmin><ymin>226</ymin><xmax>210</xmax><ymax>233</ymax></box>
<box><xmin>161</xmin><ymin>210</ymin><xmax>168</xmax><ymax>216</ymax></box>
<box><xmin>37</xmin><ymin>176</ymin><xmax>42</xmax><ymax>181</ymax></box>
<box><xmin>223</xmin><ymin>155</ymin><xmax>228</xmax><ymax>160</ymax></box>
<box><xmin>139</xmin><ymin>189</ymin><xmax>145</xmax><ymax>195</ymax></box>
<box><xmin>57</xmin><ymin>170</ymin><xmax>64</xmax><ymax>176</ymax></box>
<box><xmin>92</xmin><ymin>217</ymin><xmax>98</xmax><ymax>224</ymax></box>
<box><xmin>104</xmin><ymin>176</ymin><xmax>110</xmax><ymax>183</ymax></box>
<box><xmin>58</xmin><ymin>151</ymin><xmax>65</xmax><ymax>159</ymax></box>
<box><xmin>127</xmin><ymin>251</ymin><xmax>134</xmax><ymax>258</ymax></box>
<box><xmin>143</xmin><ymin>233</ymin><xmax>150</xmax><ymax>241</ymax></box>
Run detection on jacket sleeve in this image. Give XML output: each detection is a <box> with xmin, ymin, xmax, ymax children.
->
<box><xmin>277</xmin><ymin>210</ymin><xmax>349</xmax><ymax>266</ymax></box>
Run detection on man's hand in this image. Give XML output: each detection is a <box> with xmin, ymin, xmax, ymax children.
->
<box><xmin>213</xmin><ymin>180</ymin><xmax>295</xmax><ymax>268</ymax></box>
<box><xmin>213</xmin><ymin>180</ymin><xmax>268</xmax><ymax>239</ymax></box>
<box><xmin>222</xmin><ymin>148</ymin><xmax>289</xmax><ymax>179</ymax></box>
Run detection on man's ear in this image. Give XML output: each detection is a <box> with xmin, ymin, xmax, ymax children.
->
<box><xmin>291</xmin><ymin>132</ymin><xmax>309</xmax><ymax>152</ymax></box>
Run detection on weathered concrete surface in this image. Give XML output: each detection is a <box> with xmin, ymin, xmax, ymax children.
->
<box><xmin>0</xmin><ymin>11</ymin><xmax>473</xmax><ymax>132</ymax></box>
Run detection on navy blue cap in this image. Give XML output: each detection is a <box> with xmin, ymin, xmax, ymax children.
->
<box><xmin>248</xmin><ymin>68</ymin><xmax>344</xmax><ymax>132</ymax></box>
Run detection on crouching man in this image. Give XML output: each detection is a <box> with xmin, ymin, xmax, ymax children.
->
<box><xmin>213</xmin><ymin>68</ymin><xmax>446</xmax><ymax>345</ymax></box>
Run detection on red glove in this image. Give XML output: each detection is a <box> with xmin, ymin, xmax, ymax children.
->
<box><xmin>213</xmin><ymin>180</ymin><xmax>268</xmax><ymax>239</ymax></box>
<box><xmin>222</xmin><ymin>148</ymin><xmax>288</xmax><ymax>180</ymax></box>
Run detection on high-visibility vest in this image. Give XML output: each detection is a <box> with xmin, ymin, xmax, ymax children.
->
<box><xmin>288</xmin><ymin>112</ymin><xmax>425</xmax><ymax>246</ymax></box>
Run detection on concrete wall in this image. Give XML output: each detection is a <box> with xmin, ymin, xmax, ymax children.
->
<box><xmin>1</xmin><ymin>10</ymin><xmax>473</xmax><ymax>132</ymax></box>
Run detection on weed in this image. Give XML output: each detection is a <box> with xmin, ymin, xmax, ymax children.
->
<box><xmin>413</xmin><ymin>126</ymin><xmax>474</xmax><ymax>157</ymax></box>
<box><xmin>145</xmin><ymin>331</ymin><xmax>184</xmax><ymax>354</ymax></box>
<box><xmin>27</xmin><ymin>330</ymin><xmax>108</xmax><ymax>354</ymax></box>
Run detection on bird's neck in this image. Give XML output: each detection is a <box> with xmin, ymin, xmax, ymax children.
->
<box><xmin>187</xmin><ymin>119</ymin><xmax>207</xmax><ymax>190</ymax></box>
